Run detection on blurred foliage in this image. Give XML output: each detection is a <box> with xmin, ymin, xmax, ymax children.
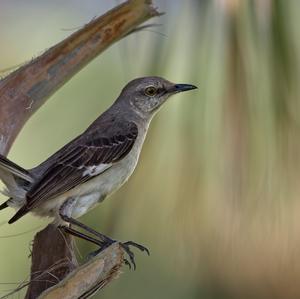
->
<box><xmin>0</xmin><ymin>0</ymin><xmax>300</xmax><ymax>298</ymax></box>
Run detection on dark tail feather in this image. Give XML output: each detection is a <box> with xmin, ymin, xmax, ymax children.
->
<box><xmin>8</xmin><ymin>206</ymin><xmax>28</xmax><ymax>224</ymax></box>
<box><xmin>0</xmin><ymin>155</ymin><xmax>34</xmax><ymax>183</ymax></box>
<box><xmin>0</xmin><ymin>201</ymin><xmax>8</xmax><ymax>210</ymax></box>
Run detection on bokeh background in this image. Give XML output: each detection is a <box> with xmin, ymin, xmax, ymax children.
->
<box><xmin>0</xmin><ymin>0</ymin><xmax>300</xmax><ymax>298</ymax></box>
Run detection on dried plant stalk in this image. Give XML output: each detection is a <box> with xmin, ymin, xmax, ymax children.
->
<box><xmin>38</xmin><ymin>243</ymin><xmax>124</xmax><ymax>299</ymax></box>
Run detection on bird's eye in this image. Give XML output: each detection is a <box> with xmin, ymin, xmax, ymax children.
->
<box><xmin>144</xmin><ymin>86</ymin><xmax>157</xmax><ymax>97</ymax></box>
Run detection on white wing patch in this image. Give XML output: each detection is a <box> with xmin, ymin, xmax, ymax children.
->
<box><xmin>82</xmin><ymin>163</ymin><xmax>112</xmax><ymax>177</ymax></box>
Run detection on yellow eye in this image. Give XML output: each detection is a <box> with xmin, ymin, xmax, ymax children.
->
<box><xmin>144</xmin><ymin>86</ymin><xmax>157</xmax><ymax>97</ymax></box>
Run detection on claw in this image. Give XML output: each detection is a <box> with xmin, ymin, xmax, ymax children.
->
<box><xmin>119</xmin><ymin>241</ymin><xmax>150</xmax><ymax>270</ymax></box>
<box><xmin>124</xmin><ymin>258</ymin><xmax>132</xmax><ymax>270</ymax></box>
<box><xmin>120</xmin><ymin>243</ymin><xmax>136</xmax><ymax>270</ymax></box>
<box><xmin>123</xmin><ymin>241</ymin><xmax>150</xmax><ymax>256</ymax></box>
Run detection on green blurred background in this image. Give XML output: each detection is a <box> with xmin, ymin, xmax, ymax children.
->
<box><xmin>1</xmin><ymin>0</ymin><xmax>300</xmax><ymax>298</ymax></box>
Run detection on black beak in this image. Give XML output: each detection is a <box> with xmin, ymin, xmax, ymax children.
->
<box><xmin>173</xmin><ymin>84</ymin><xmax>198</xmax><ymax>93</ymax></box>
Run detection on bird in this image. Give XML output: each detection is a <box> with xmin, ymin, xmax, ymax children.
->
<box><xmin>0</xmin><ymin>76</ymin><xmax>197</xmax><ymax>268</ymax></box>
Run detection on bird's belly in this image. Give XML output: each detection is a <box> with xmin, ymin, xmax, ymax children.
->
<box><xmin>74</xmin><ymin>153</ymin><xmax>138</xmax><ymax>198</ymax></box>
<box><xmin>70</xmin><ymin>192</ymin><xmax>102</xmax><ymax>219</ymax></box>
<box><xmin>69</xmin><ymin>165</ymin><xmax>132</xmax><ymax>219</ymax></box>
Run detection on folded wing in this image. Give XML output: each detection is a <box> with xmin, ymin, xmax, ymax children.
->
<box><xmin>8</xmin><ymin>122</ymin><xmax>138</xmax><ymax>223</ymax></box>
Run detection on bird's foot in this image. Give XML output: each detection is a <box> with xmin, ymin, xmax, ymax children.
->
<box><xmin>119</xmin><ymin>240</ymin><xmax>150</xmax><ymax>270</ymax></box>
<box><xmin>88</xmin><ymin>235</ymin><xmax>150</xmax><ymax>270</ymax></box>
<box><xmin>59</xmin><ymin>223</ymin><xmax>149</xmax><ymax>269</ymax></box>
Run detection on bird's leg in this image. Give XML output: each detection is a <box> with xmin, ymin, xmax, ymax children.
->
<box><xmin>61</xmin><ymin>215</ymin><xmax>149</xmax><ymax>269</ymax></box>
<box><xmin>59</xmin><ymin>201</ymin><xmax>150</xmax><ymax>269</ymax></box>
<box><xmin>59</xmin><ymin>198</ymin><xmax>111</xmax><ymax>245</ymax></box>
<box><xmin>59</xmin><ymin>225</ymin><xmax>105</xmax><ymax>247</ymax></box>
<box><xmin>58</xmin><ymin>225</ymin><xmax>137</xmax><ymax>267</ymax></box>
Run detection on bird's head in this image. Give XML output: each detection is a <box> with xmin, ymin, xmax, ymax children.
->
<box><xmin>117</xmin><ymin>76</ymin><xmax>197</xmax><ymax>118</ymax></box>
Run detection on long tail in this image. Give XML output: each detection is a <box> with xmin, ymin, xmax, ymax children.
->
<box><xmin>0</xmin><ymin>201</ymin><xmax>8</xmax><ymax>210</ymax></box>
<box><xmin>0</xmin><ymin>155</ymin><xmax>33</xmax><ymax>212</ymax></box>
<box><xmin>0</xmin><ymin>155</ymin><xmax>33</xmax><ymax>183</ymax></box>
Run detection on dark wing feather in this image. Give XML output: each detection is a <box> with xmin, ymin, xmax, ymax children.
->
<box><xmin>8</xmin><ymin>122</ymin><xmax>138</xmax><ymax>224</ymax></box>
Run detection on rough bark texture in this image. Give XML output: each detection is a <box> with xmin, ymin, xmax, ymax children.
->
<box><xmin>38</xmin><ymin>243</ymin><xmax>124</xmax><ymax>299</ymax></box>
<box><xmin>24</xmin><ymin>225</ymin><xmax>78</xmax><ymax>299</ymax></box>
<box><xmin>0</xmin><ymin>1</ymin><xmax>161</xmax><ymax>298</ymax></box>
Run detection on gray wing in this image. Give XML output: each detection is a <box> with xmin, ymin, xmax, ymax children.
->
<box><xmin>8</xmin><ymin>122</ymin><xmax>138</xmax><ymax>223</ymax></box>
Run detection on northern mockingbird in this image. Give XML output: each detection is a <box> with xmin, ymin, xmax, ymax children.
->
<box><xmin>0</xmin><ymin>76</ymin><xmax>197</xmax><ymax>267</ymax></box>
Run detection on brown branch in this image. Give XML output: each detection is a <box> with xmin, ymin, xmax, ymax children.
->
<box><xmin>0</xmin><ymin>0</ymin><xmax>161</xmax><ymax>155</ymax></box>
<box><xmin>0</xmin><ymin>0</ymin><xmax>161</xmax><ymax>298</ymax></box>
<box><xmin>37</xmin><ymin>243</ymin><xmax>124</xmax><ymax>299</ymax></box>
